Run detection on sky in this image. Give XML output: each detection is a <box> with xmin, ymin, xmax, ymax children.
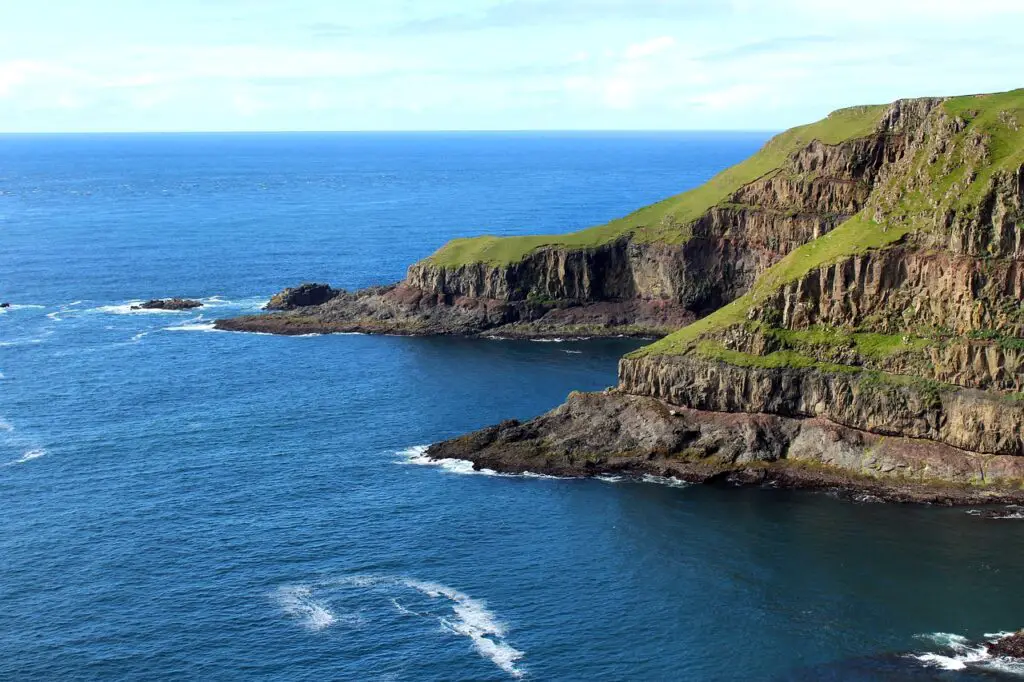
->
<box><xmin>1</xmin><ymin>0</ymin><xmax>1023</xmax><ymax>132</ymax></box>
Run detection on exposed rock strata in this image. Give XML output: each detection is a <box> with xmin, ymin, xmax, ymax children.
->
<box><xmin>427</xmin><ymin>392</ymin><xmax>1024</xmax><ymax>504</ymax></box>
<box><xmin>220</xmin><ymin>103</ymin><xmax>918</xmax><ymax>337</ymax></box>
<box><xmin>223</xmin><ymin>91</ymin><xmax>1024</xmax><ymax>499</ymax></box>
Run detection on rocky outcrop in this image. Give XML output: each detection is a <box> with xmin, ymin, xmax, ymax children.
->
<box><xmin>265</xmin><ymin>283</ymin><xmax>340</xmax><ymax>310</ymax></box>
<box><xmin>223</xmin><ymin>90</ymin><xmax>1024</xmax><ymax>499</ymax></box>
<box><xmin>618</xmin><ymin>353</ymin><xmax>1024</xmax><ymax>457</ymax></box>
<box><xmin>427</xmin><ymin>391</ymin><xmax>1024</xmax><ymax>503</ymax></box>
<box><xmin>416</xmin><ymin>92</ymin><xmax>1024</xmax><ymax>499</ymax></box>
<box><xmin>132</xmin><ymin>298</ymin><xmax>203</xmax><ymax>310</ymax></box>
<box><xmin>988</xmin><ymin>631</ymin><xmax>1024</xmax><ymax>658</ymax></box>
<box><xmin>221</xmin><ymin>104</ymin><xmax>921</xmax><ymax>337</ymax></box>
<box><xmin>754</xmin><ymin>245</ymin><xmax>1024</xmax><ymax>337</ymax></box>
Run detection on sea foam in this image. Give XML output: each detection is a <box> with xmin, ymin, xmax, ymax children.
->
<box><xmin>404</xmin><ymin>579</ymin><xmax>526</xmax><ymax>678</ymax></box>
<box><xmin>911</xmin><ymin>631</ymin><xmax>1024</xmax><ymax>674</ymax></box>
<box><xmin>2</xmin><ymin>449</ymin><xmax>46</xmax><ymax>468</ymax></box>
<box><xmin>275</xmin><ymin>585</ymin><xmax>337</xmax><ymax>631</ymax></box>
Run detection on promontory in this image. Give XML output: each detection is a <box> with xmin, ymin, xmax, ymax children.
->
<box><xmin>219</xmin><ymin>89</ymin><xmax>1024</xmax><ymax>502</ymax></box>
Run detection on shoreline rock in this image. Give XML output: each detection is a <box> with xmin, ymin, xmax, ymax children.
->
<box><xmin>131</xmin><ymin>298</ymin><xmax>203</xmax><ymax>311</ymax></box>
<box><xmin>214</xmin><ymin>283</ymin><xmax>691</xmax><ymax>338</ymax></box>
<box><xmin>425</xmin><ymin>391</ymin><xmax>1024</xmax><ymax>505</ymax></box>
<box><xmin>988</xmin><ymin>631</ymin><xmax>1024</xmax><ymax>658</ymax></box>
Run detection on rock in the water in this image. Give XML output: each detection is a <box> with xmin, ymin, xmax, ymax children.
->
<box><xmin>0</xmin><ymin>302</ymin><xmax>9</xmax><ymax>308</ymax></box>
<box><xmin>988</xmin><ymin>631</ymin><xmax>1024</xmax><ymax>658</ymax></box>
<box><xmin>131</xmin><ymin>298</ymin><xmax>204</xmax><ymax>310</ymax></box>
<box><xmin>265</xmin><ymin>283</ymin><xmax>340</xmax><ymax>310</ymax></box>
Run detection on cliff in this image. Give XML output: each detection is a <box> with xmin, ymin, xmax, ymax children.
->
<box><xmin>217</xmin><ymin>102</ymin><xmax>895</xmax><ymax>337</ymax></box>
<box><xmin>423</xmin><ymin>89</ymin><xmax>1024</xmax><ymax>500</ymax></box>
<box><xmin>221</xmin><ymin>88</ymin><xmax>1024</xmax><ymax>498</ymax></box>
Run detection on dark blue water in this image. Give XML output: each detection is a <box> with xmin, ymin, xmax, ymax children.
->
<box><xmin>2</xmin><ymin>133</ymin><xmax>1023</xmax><ymax>681</ymax></box>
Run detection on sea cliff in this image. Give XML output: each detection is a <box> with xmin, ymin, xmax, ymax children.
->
<box><xmin>222</xmin><ymin>89</ymin><xmax>1024</xmax><ymax>499</ymax></box>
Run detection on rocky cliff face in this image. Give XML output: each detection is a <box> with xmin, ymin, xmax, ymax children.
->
<box><xmin>222</xmin><ymin>90</ymin><xmax>1024</xmax><ymax>499</ymax></box>
<box><xmin>422</xmin><ymin>91</ymin><xmax>1024</xmax><ymax>499</ymax></box>
<box><xmin>223</xmin><ymin>100</ymin><xmax>925</xmax><ymax>337</ymax></box>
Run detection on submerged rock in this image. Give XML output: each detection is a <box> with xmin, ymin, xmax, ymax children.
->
<box><xmin>132</xmin><ymin>298</ymin><xmax>203</xmax><ymax>310</ymax></box>
<box><xmin>0</xmin><ymin>302</ymin><xmax>9</xmax><ymax>308</ymax></box>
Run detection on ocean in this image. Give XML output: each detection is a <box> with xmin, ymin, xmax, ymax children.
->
<box><xmin>2</xmin><ymin>132</ymin><xmax>1023</xmax><ymax>681</ymax></box>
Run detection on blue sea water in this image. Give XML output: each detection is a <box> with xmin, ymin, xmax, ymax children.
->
<box><xmin>2</xmin><ymin>132</ymin><xmax>1024</xmax><ymax>681</ymax></box>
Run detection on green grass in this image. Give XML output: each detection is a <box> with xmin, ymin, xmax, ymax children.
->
<box><xmin>942</xmin><ymin>89</ymin><xmax>1024</xmax><ymax>208</ymax></box>
<box><xmin>694</xmin><ymin>340</ymin><xmax>863</xmax><ymax>374</ymax></box>
<box><xmin>425</xmin><ymin>104</ymin><xmax>887</xmax><ymax>267</ymax></box>
<box><xmin>630</xmin><ymin>211</ymin><xmax>913</xmax><ymax>357</ymax></box>
<box><xmin>766</xmin><ymin>326</ymin><xmax>932</xmax><ymax>359</ymax></box>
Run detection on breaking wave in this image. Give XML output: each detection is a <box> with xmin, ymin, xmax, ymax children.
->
<box><xmin>163</xmin><ymin>322</ymin><xmax>220</xmax><ymax>333</ymax></box>
<box><xmin>910</xmin><ymin>631</ymin><xmax>1024</xmax><ymax>674</ymax></box>
<box><xmin>398</xmin><ymin>447</ymin><xmax>695</xmax><ymax>489</ymax></box>
<box><xmin>276</xmin><ymin>575</ymin><xmax>525</xmax><ymax>678</ymax></box>
<box><xmin>403</xmin><ymin>578</ymin><xmax>525</xmax><ymax>678</ymax></box>
<box><xmin>274</xmin><ymin>585</ymin><xmax>337</xmax><ymax>631</ymax></box>
<box><xmin>2</xmin><ymin>449</ymin><xmax>46</xmax><ymax>467</ymax></box>
<box><xmin>967</xmin><ymin>506</ymin><xmax>1024</xmax><ymax>520</ymax></box>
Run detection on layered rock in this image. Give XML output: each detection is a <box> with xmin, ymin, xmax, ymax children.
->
<box><xmin>423</xmin><ymin>90</ymin><xmax>1024</xmax><ymax>499</ymax></box>
<box><xmin>224</xmin><ymin>89</ymin><xmax>1024</xmax><ymax>499</ymax></box>
<box><xmin>218</xmin><ymin>101</ymin><xmax>908</xmax><ymax>337</ymax></box>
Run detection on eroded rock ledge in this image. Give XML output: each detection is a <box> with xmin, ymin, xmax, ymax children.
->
<box><xmin>426</xmin><ymin>391</ymin><xmax>1024</xmax><ymax>504</ymax></box>
<box><xmin>214</xmin><ymin>282</ymin><xmax>693</xmax><ymax>338</ymax></box>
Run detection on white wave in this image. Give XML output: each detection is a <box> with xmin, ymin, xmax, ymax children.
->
<box><xmin>520</xmin><ymin>471</ymin><xmax>566</xmax><ymax>480</ymax></box>
<box><xmin>2</xmin><ymin>449</ymin><xmax>46</xmax><ymax>467</ymax></box>
<box><xmin>68</xmin><ymin>300</ymin><xmax>83</xmax><ymax>307</ymax></box>
<box><xmin>911</xmin><ymin>631</ymin><xmax>1024</xmax><ymax>674</ymax></box>
<box><xmin>641</xmin><ymin>474</ymin><xmax>690</xmax><ymax>488</ymax></box>
<box><xmin>404</xmin><ymin>579</ymin><xmax>525</xmax><ymax>678</ymax></box>
<box><xmin>17</xmin><ymin>449</ymin><xmax>45</xmax><ymax>463</ymax></box>
<box><xmin>595</xmin><ymin>474</ymin><xmax>623</xmax><ymax>483</ymax></box>
<box><xmin>275</xmin><ymin>585</ymin><xmax>337</xmax><ymax>631</ymax></box>
<box><xmin>561</xmin><ymin>349</ymin><xmax>583</xmax><ymax>354</ymax></box>
<box><xmin>198</xmin><ymin>295</ymin><xmax>269</xmax><ymax>310</ymax></box>
<box><xmin>0</xmin><ymin>372</ymin><xmax>5</xmax><ymax>379</ymax></box>
<box><xmin>93</xmin><ymin>301</ymin><xmax>194</xmax><ymax>315</ymax></box>
<box><xmin>398</xmin><ymin>445</ymin><xmax>500</xmax><ymax>476</ymax></box>
<box><xmin>163</xmin><ymin>322</ymin><xmax>220</xmax><ymax>333</ymax></box>
<box><xmin>967</xmin><ymin>506</ymin><xmax>1024</xmax><ymax>520</ymax></box>
<box><xmin>45</xmin><ymin>311</ymin><xmax>63</xmax><ymax>321</ymax></box>
<box><xmin>130</xmin><ymin>331</ymin><xmax>151</xmax><ymax>342</ymax></box>
<box><xmin>398</xmin><ymin>446</ymin><xmax>574</xmax><ymax>482</ymax></box>
<box><xmin>0</xmin><ymin>418</ymin><xmax>13</xmax><ymax>432</ymax></box>
<box><xmin>0</xmin><ymin>304</ymin><xmax>45</xmax><ymax>311</ymax></box>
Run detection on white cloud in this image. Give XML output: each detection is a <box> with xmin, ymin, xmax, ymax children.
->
<box><xmin>689</xmin><ymin>83</ymin><xmax>769</xmax><ymax>109</ymax></box>
<box><xmin>0</xmin><ymin>60</ymin><xmax>60</xmax><ymax>96</ymax></box>
<box><xmin>624</xmin><ymin>36</ymin><xmax>675</xmax><ymax>60</ymax></box>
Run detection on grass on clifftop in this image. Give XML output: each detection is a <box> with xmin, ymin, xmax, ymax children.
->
<box><xmin>629</xmin><ymin>212</ymin><xmax>912</xmax><ymax>358</ymax></box>
<box><xmin>942</xmin><ymin>89</ymin><xmax>1024</xmax><ymax>208</ymax></box>
<box><xmin>425</xmin><ymin>104</ymin><xmax>887</xmax><ymax>268</ymax></box>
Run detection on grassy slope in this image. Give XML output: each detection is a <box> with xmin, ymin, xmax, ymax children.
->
<box><xmin>631</xmin><ymin>88</ymin><xmax>1024</xmax><ymax>361</ymax></box>
<box><xmin>425</xmin><ymin>105</ymin><xmax>886</xmax><ymax>268</ymax></box>
<box><xmin>630</xmin><ymin>213</ymin><xmax>913</xmax><ymax>357</ymax></box>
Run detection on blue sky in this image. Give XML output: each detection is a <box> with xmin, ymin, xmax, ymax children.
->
<box><xmin>2</xmin><ymin>0</ymin><xmax>1023</xmax><ymax>132</ymax></box>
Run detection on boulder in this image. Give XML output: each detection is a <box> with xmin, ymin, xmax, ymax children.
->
<box><xmin>264</xmin><ymin>283</ymin><xmax>339</xmax><ymax>310</ymax></box>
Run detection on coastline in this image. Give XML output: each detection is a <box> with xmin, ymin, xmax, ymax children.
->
<box><xmin>424</xmin><ymin>391</ymin><xmax>1024</xmax><ymax>506</ymax></box>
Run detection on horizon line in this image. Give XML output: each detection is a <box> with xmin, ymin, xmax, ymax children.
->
<box><xmin>0</xmin><ymin>128</ymin><xmax>780</xmax><ymax>136</ymax></box>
